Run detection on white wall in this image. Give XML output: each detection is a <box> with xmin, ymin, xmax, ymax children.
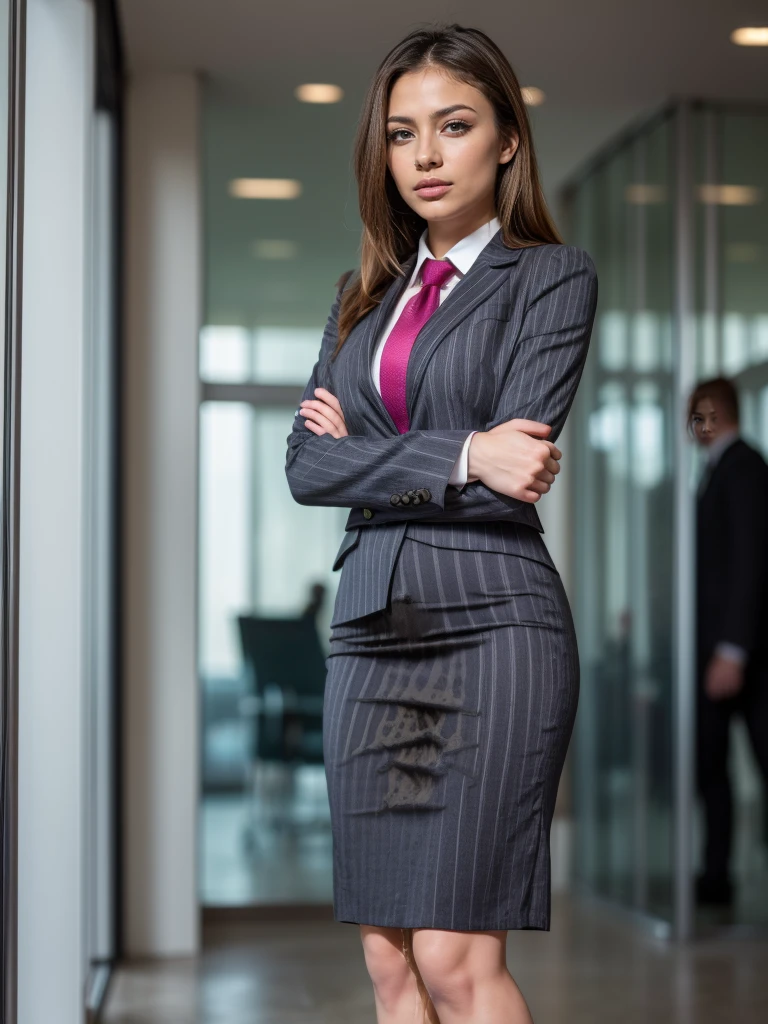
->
<box><xmin>123</xmin><ymin>71</ymin><xmax>202</xmax><ymax>957</ymax></box>
<box><xmin>17</xmin><ymin>1</ymin><xmax>94</xmax><ymax>1020</ymax></box>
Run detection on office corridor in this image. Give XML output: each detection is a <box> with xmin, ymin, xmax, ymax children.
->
<box><xmin>103</xmin><ymin>895</ymin><xmax>768</xmax><ymax>1024</ymax></box>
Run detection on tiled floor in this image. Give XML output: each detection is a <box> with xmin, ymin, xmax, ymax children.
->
<box><xmin>103</xmin><ymin>895</ymin><xmax>768</xmax><ymax>1024</ymax></box>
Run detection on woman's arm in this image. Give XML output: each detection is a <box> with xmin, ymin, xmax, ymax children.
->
<box><xmin>284</xmin><ymin>287</ymin><xmax>475</xmax><ymax>511</ymax></box>
<box><xmin>436</xmin><ymin>244</ymin><xmax>598</xmax><ymax>520</ymax></box>
<box><xmin>285</xmin><ymin>245</ymin><xmax>597</xmax><ymax>516</ymax></box>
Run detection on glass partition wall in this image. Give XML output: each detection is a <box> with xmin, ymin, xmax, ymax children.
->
<box><xmin>198</xmin><ymin>83</ymin><xmax>359</xmax><ymax>907</ymax></box>
<box><xmin>564</xmin><ymin>100</ymin><xmax>768</xmax><ymax>938</ymax></box>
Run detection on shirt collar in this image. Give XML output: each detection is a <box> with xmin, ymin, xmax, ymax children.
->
<box><xmin>706</xmin><ymin>428</ymin><xmax>740</xmax><ymax>467</ymax></box>
<box><xmin>410</xmin><ymin>215</ymin><xmax>501</xmax><ymax>286</ymax></box>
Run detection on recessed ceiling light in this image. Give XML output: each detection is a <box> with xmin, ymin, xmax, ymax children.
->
<box><xmin>697</xmin><ymin>184</ymin><xmax>762</xmax><ymax>205</ymax></box>
<box><xmin>295</xmin><ymin>83</ymin><xmax>344</xmax><ymax>103</ymax></box>
<box><xmin>252</xmin><ymin>239</ymin><xmax>299</xmax><ymax>260</ymax></box>
<box><xmin>731</xmin><ymin>26</ymin><xmax>768</xmax><ymax>46</ymax></box>
<box><xmin>229</xmin><ymin>178</ymin><xmax>302</xmax><ymax>199</ymax></box>
<box><xmin>521</xmin><ymin>86</ymin><xmax>546</xmax><ymax>106</ymax></box>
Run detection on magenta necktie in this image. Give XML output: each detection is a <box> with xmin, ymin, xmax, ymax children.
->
<box><xmin>379</xmin><ymin>257</ymin><xmax>457</xmax><ymax>433</ymax></box>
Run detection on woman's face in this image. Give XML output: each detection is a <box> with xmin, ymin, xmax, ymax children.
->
<box><xmin>385</xmin><ymin>67</ymin><xmax>517</xmax><ymax>230</ymax></box>
<box><xmin>690</xmin><ymin>396</ymin><xmax>735</xmax><ymax>447</ymax></box>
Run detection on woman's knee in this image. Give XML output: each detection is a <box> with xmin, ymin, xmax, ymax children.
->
<box><xmin>410</xmin><ymin>931</ymin><xmax>475</xmax><ymax>1008</ymax></box>
<box><xmin>411</xmin><ymin>929</ymin><xmax>505</xmax><ymax>1010</ymax></box>
<box><xmin>359</xmin><ymin>926</ymin><xmax>414</xmax><ymax>1007</ymax></box>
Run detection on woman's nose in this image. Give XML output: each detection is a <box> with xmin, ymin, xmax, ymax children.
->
<box><xmin>416</xmin><ymin>148</ymin><xmax>441</xmax><ymax>168</ymax></box>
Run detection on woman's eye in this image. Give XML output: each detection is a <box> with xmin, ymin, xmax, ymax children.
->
<box><xmin>386</xmin><ymin>120</ymin><xmax>472</xmax><ymax>143</ymax></box>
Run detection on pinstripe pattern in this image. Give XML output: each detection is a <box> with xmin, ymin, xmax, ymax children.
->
<box><xmin>285</xmin><ymin>230</ymin><xmax>597</xmax><ymax>931</ymax></box>
<box><xmin>323</xmin><ymin>533</ymin><xmax>579</xmax><ymax>930</ymax></box>
<box><xmin>285</xmin><ymin>232</ymin><xmax>598</xmax><ymax>625</ymax></box>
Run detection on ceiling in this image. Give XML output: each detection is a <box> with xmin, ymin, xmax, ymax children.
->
<box><xmin>118</xmin><ymin>0</ymin><xmax>768</xmax><ymax>327</ymax></box>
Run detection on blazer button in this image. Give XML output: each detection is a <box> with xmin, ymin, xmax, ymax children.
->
<box><xmin>363</xmin><ymin>508</ymin><xmax>373</xmax><ymax>519</ymax></box>
<box><xmin>418</xmin><ymin>488</ymin><xmax>431</xmax><ymax>502</ymax></box>
<box><xmin>400</xmin><ymin>493</ymin><xmax>410</xmax><ymax>505</ymax></box>
<box><xmin>390</xmin><ymin>494</ymin><xmax>401</xmax><ymax>506</ymax></box>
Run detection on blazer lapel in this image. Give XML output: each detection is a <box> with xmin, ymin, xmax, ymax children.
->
<box><xmin>405</xmin><ymin>229</ymin><xmax>524</xmax><ymax>417</ymax></box>
<box><xmin>352</xmin><ymin>229</ymin><xmax>525</xmax><ymax>436</ymax></box>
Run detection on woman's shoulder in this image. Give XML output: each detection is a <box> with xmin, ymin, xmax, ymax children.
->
<box><xmin>522</xmin><ymin>241</ymin><xmax>596</xmax><ymax>277</ymax></box>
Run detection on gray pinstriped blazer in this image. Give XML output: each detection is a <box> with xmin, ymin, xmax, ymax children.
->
<box><xmin>285</xmin><ymin>230</ymin><xmax>598</xmax><ymax>626</ymax></box>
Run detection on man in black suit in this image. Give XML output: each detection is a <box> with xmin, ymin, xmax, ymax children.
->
<box><xmin>690</xmin><ymin>377</ymin><xmax>768</xmax><ymax>905</ymax></box>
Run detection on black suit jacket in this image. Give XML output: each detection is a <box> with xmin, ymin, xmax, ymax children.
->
<box><xmin>696</xmin><ymin>437</ymin><xmax>768</xmax><ymax>669</ymax></box>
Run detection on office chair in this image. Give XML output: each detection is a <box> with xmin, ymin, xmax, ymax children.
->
<box><xmin>237</xmin><ymin>614</ymin><xmax>330</xmax><ymax>846</ymax></box>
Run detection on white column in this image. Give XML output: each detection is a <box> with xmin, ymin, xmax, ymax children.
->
<box><xmin>123</xmin><ymin>71</ymin><xmax>202</xmax><ymax>957</ymax></box>
<box><xmin>17</xmin><ymin>1</ymin><xmax>93</xmax><ymax>1020</ymax></box>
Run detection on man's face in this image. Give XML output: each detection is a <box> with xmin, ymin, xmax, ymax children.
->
<box><xmin>690</xmin><ymin>396</ymin><xmax>737</xmax><ymax>447</ymax></box>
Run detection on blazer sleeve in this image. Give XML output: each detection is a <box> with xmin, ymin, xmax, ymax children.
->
<box><xmin>284</xmin><ymin>285</ymin><xmax>476</xmax><ymax>511</ymax></box>
<box><xmin>713</xmin><ymin>452</ymin><xmax>768</xmax><ymax>655</ymax></box>
<box><xmin>434</xmin><ymin>244</ymin><xmax>598</xmax><ymax>521</ymax></box>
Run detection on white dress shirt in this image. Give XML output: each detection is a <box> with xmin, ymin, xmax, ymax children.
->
<box><xmin>372</xmin><ymin>215</ymin><xmax>501</xmax><ymax>489</ymax></box>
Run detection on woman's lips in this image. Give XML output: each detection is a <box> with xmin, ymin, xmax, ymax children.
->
<box><xmin>414</xmin><ymin>183</ymin><xmax>452</xmax><ymax>199</ymax></box>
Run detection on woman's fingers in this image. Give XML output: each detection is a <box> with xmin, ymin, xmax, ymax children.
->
<box><xmin>300</xmin><ymin>398</ymin><xmax>348</xmax><ymax>435</ymax></box>
<box><xmin>313</xmin><ymin>386</ymin><xmax>343</xmax><ymax>413</ymax></box>
<box><xmin>300</xmin><ymin>409</ymin><xmax>332</xmax><ymax>434</ymax></box>
<box><xmin>301</xmin><ymin>388</ymin><xmax>349</xmax><ymax>436</ymax></box>
<box><xmin>301</xmin><ymin>400</ymin><xmax>343</xmax><ymax>430</ymax></box>
<box><xmin>313</xmin><ymin>387</ymin><xmax>347</xmax><ymax>425</ymax></box>
<box><xmin>300</xmin><ymin>405</ymin><xmax>347</xmax><ymax>438</ymax></box>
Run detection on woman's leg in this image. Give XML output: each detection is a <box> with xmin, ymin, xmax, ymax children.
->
<box><xmin>359</xmin><ymin>924</ymin><xmax>427</xmax><ymax>1023</ymax></box>
<box><xmin>411</xmin><ymin>928</ymin><xmax>533</xmax><ymax>1024</ymax></box>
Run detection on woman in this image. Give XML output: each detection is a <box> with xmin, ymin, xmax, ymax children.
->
<box><xmin>285</xmin><ymin>23</ymin><xmax>597</xmax><ymax>1024</ymax></box>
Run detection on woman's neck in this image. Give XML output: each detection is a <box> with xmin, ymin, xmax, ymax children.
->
<box><xmin>426</xmin><ymin>209</ymin><xmax>497</xmax><ymax>259</ymax></box>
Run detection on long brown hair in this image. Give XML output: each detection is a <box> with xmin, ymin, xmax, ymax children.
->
<box><xmin>333</xmin><ymin>22</ymin><xmax>562</xmax><ymax>357</ymax></box>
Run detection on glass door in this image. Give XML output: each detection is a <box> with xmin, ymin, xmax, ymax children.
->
<box><xmin>692</xmin><ymin>105</ymin><xmax>768</xmax><ymax>929</ymax></box>
<box><xmin>569</xmin><ymin>111</ymin><xmax>677</xmax><ymax>929</ymax></box>
<box><xmin>198</xmin><ymin>83</ymin><xmax>359</xmax><ymax>907</ymax></box>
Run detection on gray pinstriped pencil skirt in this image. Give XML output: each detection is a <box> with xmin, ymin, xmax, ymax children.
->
<box><xmin>323</xmin><ymin>529</ymin><xmax>579</xmax><ymax>932</ymax></box>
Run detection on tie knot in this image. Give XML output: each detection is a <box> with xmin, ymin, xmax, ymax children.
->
<box><xmin>420</xmin><ymin>257</ymin><xmax>456</xmax><ymax>289</ymax></box>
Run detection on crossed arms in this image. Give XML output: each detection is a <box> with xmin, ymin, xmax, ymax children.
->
<box><xmin>284</xmin><ymin>245</ymin><xmax>598</xmax><ymax>521</ymax></box>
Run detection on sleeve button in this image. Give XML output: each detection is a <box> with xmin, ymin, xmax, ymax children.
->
<box><xmin>418</xmin><ymin>488</ymin><xmax>431</xmax><ymax>502</ymax></box>
<box><xmin>390</xmin><ymin>494</ymin><xmax>401</xmax><ymax>506</ymax></box>
<box><xmin>363</xmin><ymin>508</ymin><xmax>373</xmax><ymax>519</ymax></box>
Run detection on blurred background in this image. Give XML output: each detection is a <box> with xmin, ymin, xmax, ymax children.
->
<box><xmin>1</xmin><ymin>2</ymin><xmax>767</xmax><ymax>1022</ymax></box>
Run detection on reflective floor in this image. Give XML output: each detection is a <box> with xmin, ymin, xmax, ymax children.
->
<box><xmin>202</xmin><ymin>765</ymin><xmax>333</xmax><ymax>905</ymax></box>
<box><xmin>104</xmin><ymin>894</ymin><xmax>768</xmax><ymax>1024</ymax></box>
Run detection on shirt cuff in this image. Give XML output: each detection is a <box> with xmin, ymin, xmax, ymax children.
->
<box><xmin>447</xmin><ymin>431</ymin><xmax>478</xmax><ymax>489</ymax></box>
<box><xmin>715</xmin><ymin>642</ymin><xmax>748</xmax><ymax>666</ymax></box>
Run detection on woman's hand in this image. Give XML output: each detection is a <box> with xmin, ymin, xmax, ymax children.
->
<box><xmin>467</xmin><ymin>419</ymin><xmax>561</xmax><ymax>503</ymax></box>
<box><xmin>299</xmin><ymin>387</ymin><xmax>349</xmax><ymax>438</ymax></box>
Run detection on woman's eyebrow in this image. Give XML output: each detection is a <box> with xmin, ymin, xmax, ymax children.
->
<box><xmin>386</xmin><ymin>104</ymin><xmax>477</xmax><ymax>125</ymax></box>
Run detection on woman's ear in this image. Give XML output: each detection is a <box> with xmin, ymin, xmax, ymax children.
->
<box><xmin>499</xmin><ymin>129</ymin><xmax>518</xmax><ymax>166</ymax></box>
